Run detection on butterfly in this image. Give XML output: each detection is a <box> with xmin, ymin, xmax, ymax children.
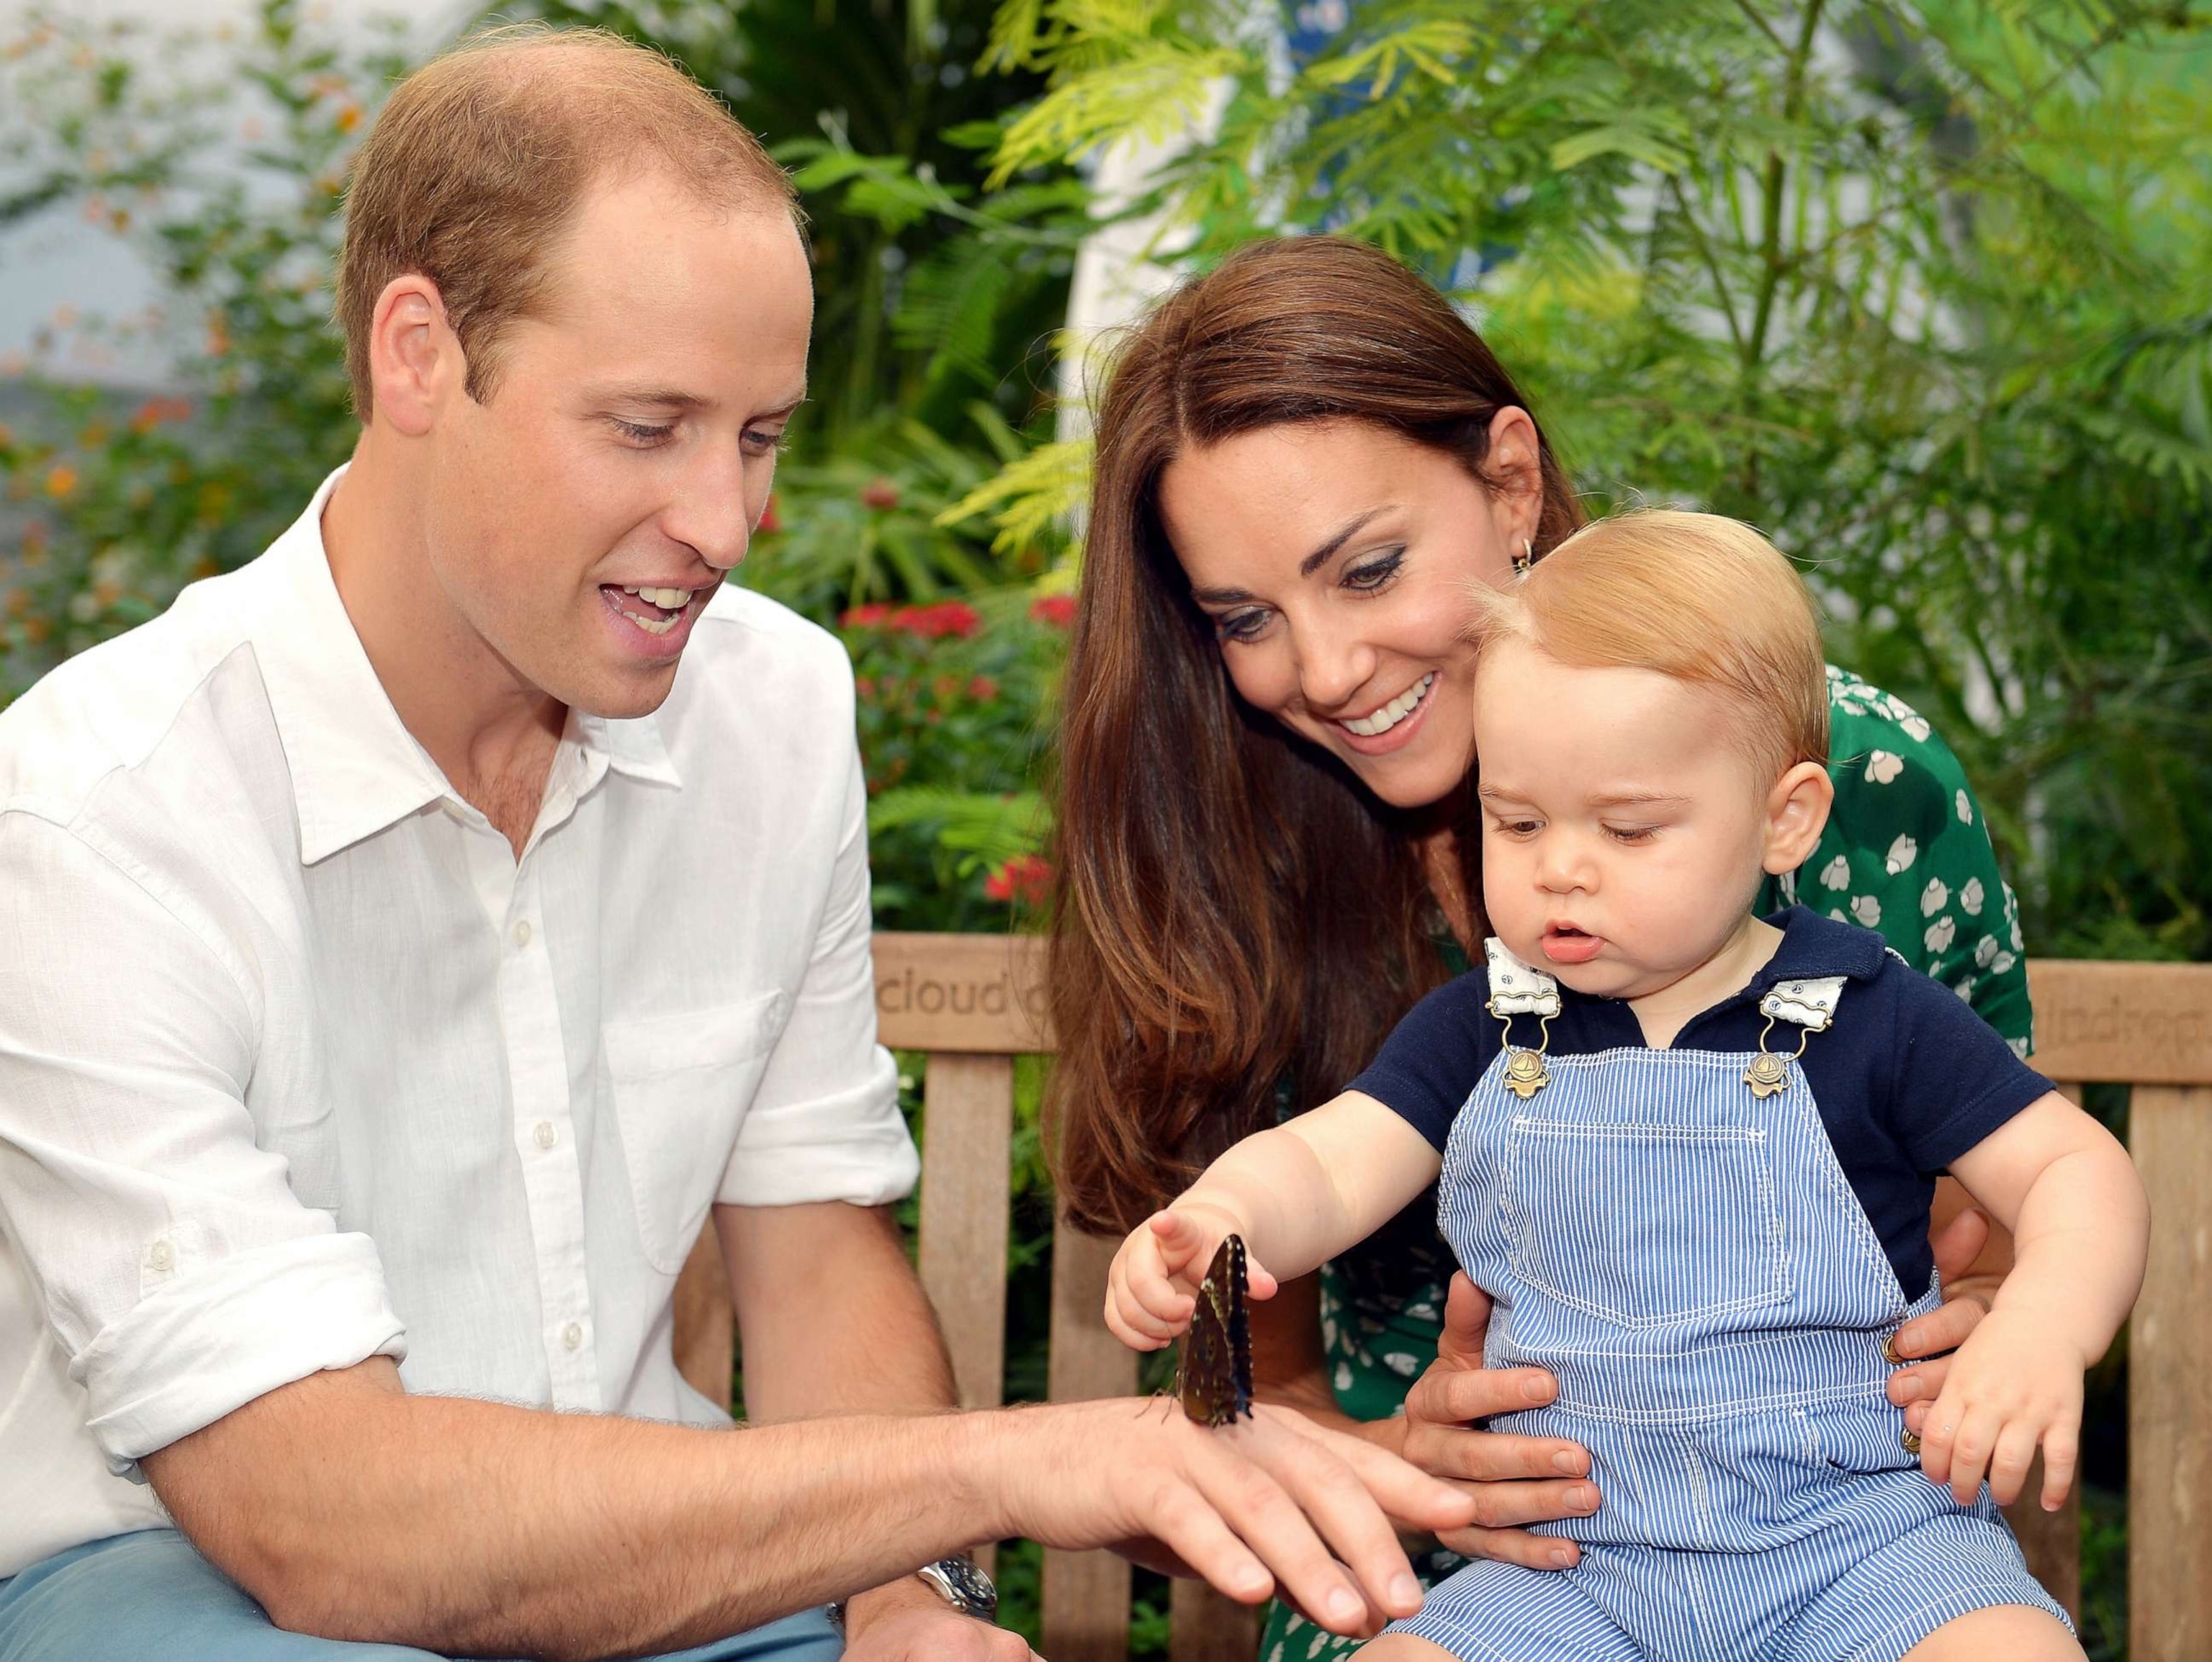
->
<box><xmin>1177</xmin><ymin>1234</ymin><xmax>1254</xmax><ymax>1428</ymax></box>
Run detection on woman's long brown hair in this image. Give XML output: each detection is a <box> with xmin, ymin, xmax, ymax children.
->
<box><xmin>1046</xmin><ymin>236</ymin><xmax>1584</xmax><ymax>1234</ymax></box>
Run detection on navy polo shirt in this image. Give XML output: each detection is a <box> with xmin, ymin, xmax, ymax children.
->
<box><xmin>1351</xmin><ymin>907</ymin><xmax>2054</xmax><ymax>1298</ymax></box>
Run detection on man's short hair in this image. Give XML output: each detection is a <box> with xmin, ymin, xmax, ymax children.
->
<box><xmin>1466</xmin><ymin>509</ymin><xmax>1831</xmax><ymax>785</ymax></box>
<box><xmin>335</xmin><ymin>24</ymin><xmax>800</xmax><ymax>418</ymax></box>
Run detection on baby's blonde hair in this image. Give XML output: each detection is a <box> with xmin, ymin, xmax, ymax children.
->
<box><xmin>1467</xmin><ymin>509</ymin><xmax>1829</xmax><ymax>785</ymax></box>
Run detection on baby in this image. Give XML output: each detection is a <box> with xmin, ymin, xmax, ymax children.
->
<box><xmin>1108</xmin><ymin>511</ymin><xmax>2146</xmax><ymax>1662</ymax></box>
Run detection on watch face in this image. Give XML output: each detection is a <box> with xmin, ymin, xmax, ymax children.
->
<box><xmin>925</xmin><ymin>1556</ymin><xmax>999</xmax><ymax>1620</ymax></box>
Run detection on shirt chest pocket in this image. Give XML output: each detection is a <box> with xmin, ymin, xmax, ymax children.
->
<box><xmin>604</xmin><ymin>992</ymin><xmax>786</xmax><ymax>1275</ymax></box>
<box><xmin>1503</xmin><ymin>1118</ymin><xmax>1793</xmax><ymax>1329</ymax></box>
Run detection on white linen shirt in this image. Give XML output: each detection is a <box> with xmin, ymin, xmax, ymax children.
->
<box><xmin>0</xmin><ymin>469</ymin><xmax>918</xmax><ymax>1577</ymax></box>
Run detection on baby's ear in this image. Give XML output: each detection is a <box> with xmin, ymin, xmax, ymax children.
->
<box><xmin>1762</xmin><ymin>760</ymin><xmax>1835</xmax><ymax>874</ymax></box>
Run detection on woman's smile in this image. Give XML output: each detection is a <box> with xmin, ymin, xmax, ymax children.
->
<box><xmin>1331</xmin><ymin>670</ymin><xmax>1439</xmax><ymax>752</ymax></box>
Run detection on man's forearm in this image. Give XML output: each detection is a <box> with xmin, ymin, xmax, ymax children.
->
<box><xmin>148</xmin><ymin>1358</ymin><xmax>1015</xmax><ymax>1661</ymax></box>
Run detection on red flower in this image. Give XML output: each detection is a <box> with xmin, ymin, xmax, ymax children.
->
<box><xmin>859</xmin><ymin>476</ymin><xmax>901</xmax><ymax>511</ymax></box>
<box><xmin>840</xmin><ymin>602</ymin><xmax>891</xmax><ymax>630</ymax></box>
<box><xmin>967</xmin><ymin>675</ymin><xmax>999</xmax><ymax>702</ymax></box>
<box><xmin>888</xmin><ymin>601</ymin><xmax>981</xmax><ymax>640</ymax></box>
<box><xmin>854</xmin><ymin>675</ymin><xmax>877</xmax><ymax>699</ymax></box>
<box><xmin>984</xmin><ymin>853</ymin><xmax>1053</xmax><ymax>907</ymax></box>
<box><xmin>757</xmin><ymin>494</ymin><xmax>781</xmax><ymax>534</ymax></box>
<box><xmin>1029</xmin><ymin>594</ymin><xmax>1076</xmax><ymax>629</ymax></box>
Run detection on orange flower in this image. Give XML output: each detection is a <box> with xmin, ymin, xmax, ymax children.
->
<box><xmin>335</xmin><ymin>102</ymin><xmax>361</xmax><ymax>133</ymax></box>
<box><xmin>44</xmin><ymin>464</ymin><xmax>78</xmax><ymax>499</ymax></box>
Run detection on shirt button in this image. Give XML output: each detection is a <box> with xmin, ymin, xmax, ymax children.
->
<box><xmin>562</xmin><ymin>1321</ymin><xmax>584</xmax><ymax>1351</ymax></box>
<box><xmin>147</xmin><ymin>1240</ymin><xmax>175</xmax><ymax>1272</ymax></box>
<box><xmin>534</xmin><ymin>1120</ymin><xmax>557</xmax><ymax>1150</ymax></box>
<box><xmin>511</xmin><ymin>919</ymin><xmax>534</xmax><ymax>948</ymax></box>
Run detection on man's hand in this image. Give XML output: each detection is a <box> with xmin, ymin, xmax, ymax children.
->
<box><xmin>1400</xmin><ymin>1273</ymin><xmax>1596</xmax><ymax>1571</ymax></box>
<box><xmin>842</xmin><ymin>1579</ymin><xmax>1036</xmax><ymax>1662</ymax></box>
<box><xmin>995</xmin><ymin>1396</ymin><xmax>1475</xmax><ymax>1639</ymax></box>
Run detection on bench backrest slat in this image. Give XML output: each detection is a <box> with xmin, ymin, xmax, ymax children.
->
<box><xmin>670</xmin><ymin>940</ymin><xmax>2211</xmax><ymax>1655</ymax></box>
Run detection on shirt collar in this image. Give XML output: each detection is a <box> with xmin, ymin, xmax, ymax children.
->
<box><xmin>571</xmin><ymin>708</ymin><xmax>683</xmax><ymax>789</ymax></box>
<box><xmin>253</xmin><ymin>468</ymin><xmax>681</xmax><ymax>864</ymax></box>
<box><xmin>1748</xmin><ymin>904</ymin><xmax>1892</xmax><ymax>992</ymax></box>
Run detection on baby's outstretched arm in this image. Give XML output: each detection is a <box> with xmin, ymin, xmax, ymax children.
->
<box><xmin>1105</xmin><ymin>1092</ymin><xmax>1443</xmax><ymax>1352</ymax></box>
<box><xmin>1923</xmin><ymin>1091</ymin><xmax>2148</xmax><ymax>1509</ymax></box>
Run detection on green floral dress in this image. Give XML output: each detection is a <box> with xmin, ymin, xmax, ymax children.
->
<box><xmin>1257</xmin><ymin>668</ymin><xmax>2032</xmax><ymax>1662</ymax></box>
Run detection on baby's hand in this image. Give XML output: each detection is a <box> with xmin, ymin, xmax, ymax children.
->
<box><xmin>1913</xmin><ymin>1305</ymin><xmax>2084</xmax><ymax>1510</ymax></box>
<box><xmin>1105</xmin><ymin>1206</ymin><xmax>1276</xmax><ymax>1352</ymax></box>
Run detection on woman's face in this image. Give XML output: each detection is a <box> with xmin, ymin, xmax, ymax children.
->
<box><xmin>1157</xmin><ymin>415</ymin><xmax>1541</xmax><ymax>810</ymax></box>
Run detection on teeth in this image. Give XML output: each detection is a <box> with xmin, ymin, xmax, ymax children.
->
<box><xmin>1342</xmin><ymin>673</ymin><xmax>1436</xmax><ymax>738</ymax></box>
<box><xmin>622</xmin><ymin>611</ymin><xmax>677</xmax><ymax>636</ymax></box>
<box><xmin>614</xmin><ymin>585</ymin><xmax>691</xmax><ymax>608</ymax></box>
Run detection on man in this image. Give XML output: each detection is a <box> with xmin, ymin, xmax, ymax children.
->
<box><xmin>0</xmin><ymin>24</ymin><xmax>1473</xmax><ymax>1662</ymax></box>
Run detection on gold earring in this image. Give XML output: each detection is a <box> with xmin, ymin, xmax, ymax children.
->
<box><xmin>1511</xmin><ymin>536</ymin><xmax>1535</xmax><ymax>576</ymax></box>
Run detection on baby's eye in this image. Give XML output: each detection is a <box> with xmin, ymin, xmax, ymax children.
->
<box><xmin>1606</xmin><ymin>824</ymin><xmax>1660</xmax><ymax>845</ymax></box>
<box><xmin>1493</xmin><ymin>818</ymin><xmax>1542</xmax><ymax>838</ymax></box>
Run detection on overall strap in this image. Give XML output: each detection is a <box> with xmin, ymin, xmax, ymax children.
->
<box><xmin>1746</xmin><ymin>974</ymin><xmax>1849</xmax><ymax>1097</ymax></box>
<box><xmin>1483</xmin><ymin>938</ymin><xmax>1560</xmax><ymax>1100</ymax></box>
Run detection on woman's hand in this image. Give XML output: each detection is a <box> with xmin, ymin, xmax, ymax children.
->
<box><xmin>1888</xmin><ymin>1195</ymin><xmax>2005</xmax><ymax>1432</ymax></box>
<box><xmin>1403</xmin><ymin>1275</ymin><xmax>1599</xmax><ymax>1570</ymax></box>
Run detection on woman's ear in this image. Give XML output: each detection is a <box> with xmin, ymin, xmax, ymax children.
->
<box><xmin>1762</xmin><ymin>760</ymin><xmax>1835</xmax><ymax>874</ymax></box>
<box><xmin>1484</xmin><ymin>406</ymin><xmax>1544</xmax><ymax>544</ymax></box>
<box><xmin>366</xmin><ymin>272</ymin><xmax>462</xmax><ymax>439</ymax></box>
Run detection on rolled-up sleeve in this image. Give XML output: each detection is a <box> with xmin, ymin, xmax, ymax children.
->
<box><xmin>0</xmin><ymin>812</ymin><xmax>405</xmax><ymax>1475</ymax></box>
<box><xmin>716</xmin><ymin>746</ymin><xmax>917</xmax><ymax>1208</ymax></box>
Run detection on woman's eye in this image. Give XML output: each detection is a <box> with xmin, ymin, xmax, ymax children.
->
<box><xmin>1215</xmin><ymin>609</ymin><xmax>1268</xmax><ymax>644</ymax></box>
<box><xmin>1342</xmin><ymin>549</ymin><xmax>1405</xmax><ymax>592</ymax></box>
<box><xmin>741</xmin><ymin>427</ymin><xmax>787</xmax><ymax>457</ymax></box>
<box><xmin>611</xmin><ymin>418</ymin><xmax>675</xmax><ymax>446</ymax></box>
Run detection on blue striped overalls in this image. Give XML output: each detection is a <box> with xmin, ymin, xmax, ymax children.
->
<box><xmin>1386</xmin><ymin>941</ymin><xmax>2067</xmax><ymax>1662</ymax></box>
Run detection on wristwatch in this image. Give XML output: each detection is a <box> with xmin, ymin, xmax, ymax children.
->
<box><xmin>825</xmin><ymin>1554</ymin><xmax>999</xmax><ymax>1635</ymax></box>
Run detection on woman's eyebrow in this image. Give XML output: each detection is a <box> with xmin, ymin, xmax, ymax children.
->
<box><xmin>1298</xmin><ymin>507</ymin><xmax>1390</xmax><ymax>577</ymax></box>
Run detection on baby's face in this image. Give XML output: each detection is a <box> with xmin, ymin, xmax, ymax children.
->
<box><xmin>1473</xmin><ymin>637</ymin><xmax>1786</xmax><ymax>1000</ymax></box>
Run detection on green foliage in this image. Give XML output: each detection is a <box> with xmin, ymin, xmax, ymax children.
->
<box><xmin>837</xmin><ymin>587</ymin><xmax>1065</xmax><ymax>930</ymax></box>
<box><xmin>504</xmin><ymin>0</ymin><xmax>1082</xmax><ymax>448</ymax></box>
<box><xmin>971</xmin><ymin>0</ymin><xmax>2212</xmax><ymax>963</ymax></box>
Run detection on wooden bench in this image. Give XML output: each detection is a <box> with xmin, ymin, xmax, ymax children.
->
<box><xmin>673</xmin><ymin>938</ymin><xmax>2212</xmax><ymax>1661</ymax></box>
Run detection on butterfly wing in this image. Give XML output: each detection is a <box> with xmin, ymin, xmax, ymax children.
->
<box><xmin>1177</xmin><ymin>1234</ymin><xmax>1254</xmax><ymax>1428</ymax></box>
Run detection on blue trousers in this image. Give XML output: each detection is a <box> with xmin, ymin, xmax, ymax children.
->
<box><xmin>0</xmin><ymin>1530</ymin><xmax>842</xmax><ymax>1662</ymax></box>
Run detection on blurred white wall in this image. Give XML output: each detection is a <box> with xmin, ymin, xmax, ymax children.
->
<box><xmin>0</xmin><ymin>0</ymin><xmax>469</xmax><ymax>385</ymax></box>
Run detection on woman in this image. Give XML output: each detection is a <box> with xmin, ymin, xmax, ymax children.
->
<box><xmin>1045</xmin><ymin>237</ymin><xmax>2033</xmax><ymax>1658</ymax></box>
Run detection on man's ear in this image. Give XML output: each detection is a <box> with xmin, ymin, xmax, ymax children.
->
<box><xmin>366</xmin><ymin>272</ymin><xmax>463</xmax><ymax>439</ymax></box>
<box><xmin>1762</xmin><ymin>760</ymin><xmax>1835</xmax><ymax>874</ymax></box>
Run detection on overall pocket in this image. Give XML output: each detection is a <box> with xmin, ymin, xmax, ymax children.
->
<box><xmin>1503</xmin><ymin>1117</ymin><xmax>1791</xmax><ymax>1329</ymax></box>
<box><xmin>604</xmin><ymin>993</ymin><xmax>783</xmax><ymax>1275</ymax></box>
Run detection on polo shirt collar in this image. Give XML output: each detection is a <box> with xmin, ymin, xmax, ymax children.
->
<box><xmin>253</xmin><ymin>468</ymin><xmax>680</xmax><ymax>864</ymax></box>
<box><xmin>1750</xmin><ymin>905</ymin><xmax>1892</xmax><ymax>992</ymax></box>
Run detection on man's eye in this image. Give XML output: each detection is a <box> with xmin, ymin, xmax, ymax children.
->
<box><xmin>611</xmin><ymin>418</ymin><xmax>674</xmax><ymax>446</ymax></box>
